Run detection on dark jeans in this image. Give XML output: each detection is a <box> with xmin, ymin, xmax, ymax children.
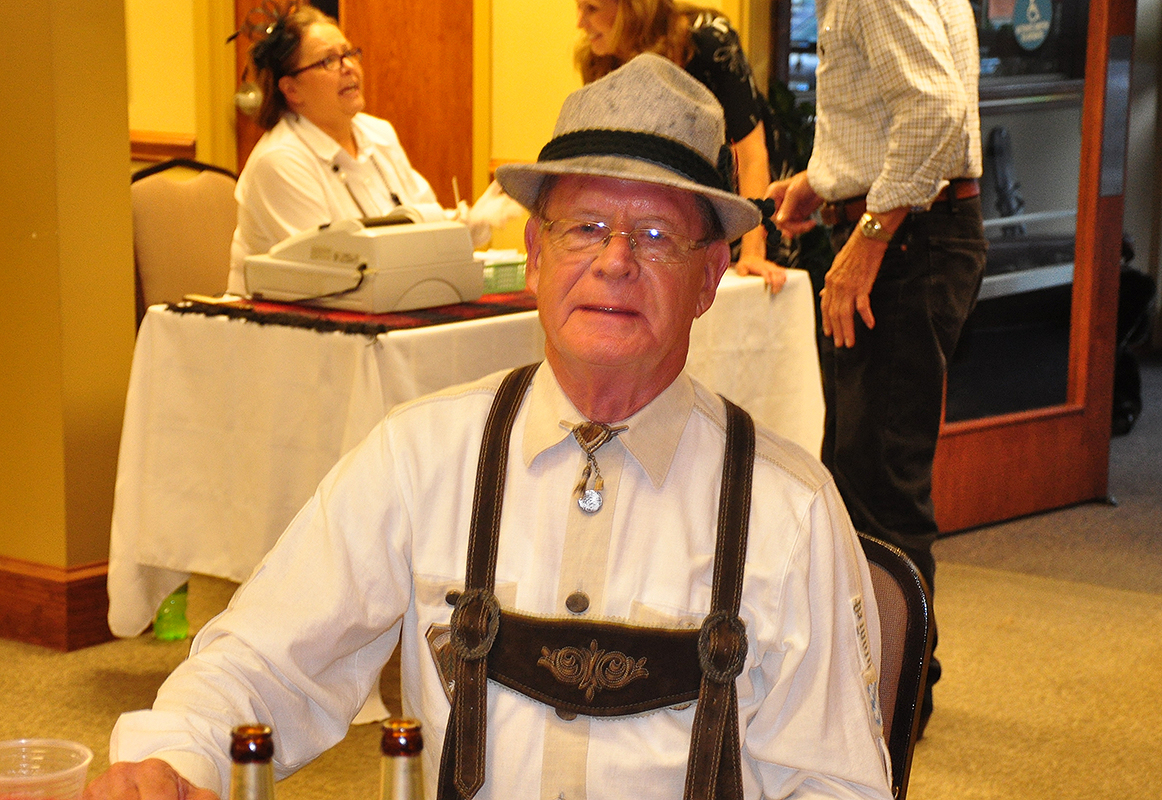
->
<box><xmin>822</xmin><ymin>196</ymin><xmax>986</xmax><ymax>693</ymax></box>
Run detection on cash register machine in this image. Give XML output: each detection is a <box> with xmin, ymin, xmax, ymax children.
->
<box><xmin>243</xmin><ymin>211</ymin><xmax>483</xmax><ymax>313</ymax></box>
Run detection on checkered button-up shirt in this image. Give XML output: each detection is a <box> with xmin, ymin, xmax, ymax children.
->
<box><xmin>807</xmin><ymin>0</ymin><xmax>982</xmax><ymax>212</ymax></box>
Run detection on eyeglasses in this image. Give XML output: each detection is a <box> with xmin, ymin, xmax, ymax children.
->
<box><xmin>541</xmin><ymin>218</ymin><xmax>709</xmax><ymax>265</ymax></box>
<box><xmin>287</xmin><ymin>47</ymin><xmax>363</xmax><ymax>77</ymax></box>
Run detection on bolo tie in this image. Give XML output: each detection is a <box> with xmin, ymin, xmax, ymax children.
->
<box><xmin>570</xmin><ymin>421</ymin><xmax>627</xmax><ymax>513</ymax></box>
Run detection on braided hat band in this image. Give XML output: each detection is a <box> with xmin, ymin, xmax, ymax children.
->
<box><xmin>538</xmin><ymin>130</ymin><xmax>732</xmax><ymax>195</ymax></box>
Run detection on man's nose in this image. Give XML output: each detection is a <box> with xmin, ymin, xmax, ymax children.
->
<box><xmin>590</xmin><ymin>231</ymin><xmax>639</xmax><ymax>278</ymax></box>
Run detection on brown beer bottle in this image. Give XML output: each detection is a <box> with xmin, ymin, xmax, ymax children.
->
<box><xmin>228</xmin><ymin>723</ymin><xmax>276</xmax><ymax>800</ymax></box>
<box><xmin>379</xmin><ymin>718</ymin><xmax>424</xmax><ymax>800</ymax></box>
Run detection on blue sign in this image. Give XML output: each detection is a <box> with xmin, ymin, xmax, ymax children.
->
<box><xmin>1012</xmin><ymin>0</ymin><xmax>1053</xmax><ymax>51</ymax></box>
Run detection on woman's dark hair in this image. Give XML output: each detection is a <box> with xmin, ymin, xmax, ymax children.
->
<box><xmin>245</xmin><ymin>3</ymin><xmax>335</xmax><ymax>130</ymax></box>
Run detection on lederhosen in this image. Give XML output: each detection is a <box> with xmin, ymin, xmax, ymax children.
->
<box><xmin>437</xmin><ymin>364</ymin><xmax>757</xmax><ymax>800</ymax></box>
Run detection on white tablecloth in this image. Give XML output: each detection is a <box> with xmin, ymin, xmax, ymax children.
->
<box><xmin>107</xmin><ymin>270</ymin><xmax>823</xmax><ymax>636</ymax></box>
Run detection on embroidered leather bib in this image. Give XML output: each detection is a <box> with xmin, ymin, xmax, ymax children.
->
<box><xmin>437</xmin><ymin>364</ymin><xmax>755</xmax><ymax>800</ymax></box>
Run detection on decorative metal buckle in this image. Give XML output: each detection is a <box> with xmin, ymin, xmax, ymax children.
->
<box><xmin>697</xmin><ymin>610</ymin><xmax>748</xmax><ymax>684</ymax></box>
<box><xmin>449</xmin><ymin>589</ymin><xmax>501</xmax><ymax>661</ymax></box>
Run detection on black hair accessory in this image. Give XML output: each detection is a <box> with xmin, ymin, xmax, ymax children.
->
<box><xmin>750</xmin><ymin>197</ymin><xmax>775</xmax><ymax>221</ymax></box>
<box><xmin>227</xmin><ymin>1</ymin><xmax>301</xmax><ymax>75</ymax></box>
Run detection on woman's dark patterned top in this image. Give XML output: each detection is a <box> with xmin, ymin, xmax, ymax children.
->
<box><xmin>684</xmin><ymin>11</ymin><xmax>764</xmax><ymax>145</ymax></box>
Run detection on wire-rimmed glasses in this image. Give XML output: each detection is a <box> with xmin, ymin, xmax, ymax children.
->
<box><xmin>541</xmin><ymin>218</ymin><xmax>709</xmax><ymax>265</ymax></box>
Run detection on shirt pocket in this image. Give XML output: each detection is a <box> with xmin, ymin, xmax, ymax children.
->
<box><xmin>814</xmin><ymin>14</ymin><xmax>867</xmax><ymax>110</ymax></box>
<box><xmin>414</xmin><ymin>576</ymin><xmax>518</xmax><ymax>704</ymax></box>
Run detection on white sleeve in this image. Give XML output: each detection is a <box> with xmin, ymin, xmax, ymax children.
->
<box><xmin>228</xmin><ymin>145</ymin><xmax>342</xmax><ymax>294</ymax></box>
<box><xmin>743</xmin><ymin>478</ymin><xmax>894</xmax><ymax>799</ymax></box>
<box><xmin>235</xmin><ymin>147</ymin><xmax>338</xmax><ymax>254</ymax></box>
<box><xmin>108</xmin><ymin>420</ymin><xmax>413</xmax><ymax>797</ymax></box>
<box><xmin>859</xmin><ymin>0</ymin><xmax>970</xmax><ymax>210</ymax></box>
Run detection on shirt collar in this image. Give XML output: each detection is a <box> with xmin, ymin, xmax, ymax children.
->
<box><xmin>286</xmin><ymin>113</ymin><xmax>370</xmax><ymax>164</ymax></box>
<box><xmin>522</xmin><ymin>364</ymin><xmax>695</xmax><ymax>489</ymax></box>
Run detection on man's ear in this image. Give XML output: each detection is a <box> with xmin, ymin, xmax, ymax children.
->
<box><xmin>523</xmin><ymin>216</ymin><xmax>542</xmax><ymax>294</ymax></box>
<box><xmin>694</xmin><ymin>239</ymin><xmax>731</xmax><ymax>318</ymax></box>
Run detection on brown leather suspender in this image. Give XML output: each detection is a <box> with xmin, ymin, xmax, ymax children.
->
<box><xmin>437</xmin><ymin>364</ymin><xmax>755</xmax><ymax>800</ymax></box>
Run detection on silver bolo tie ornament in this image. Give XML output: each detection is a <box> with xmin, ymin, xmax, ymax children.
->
<box><xmin>571</xmin><ymin>421</ymin><xmax>627</xmax><ymax>513</ymax></box>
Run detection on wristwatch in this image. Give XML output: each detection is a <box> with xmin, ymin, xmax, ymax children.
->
<box><xmin>858</xmin><ymin>212</ymin><xmax>894</xmax><ymax>243</ymax></box>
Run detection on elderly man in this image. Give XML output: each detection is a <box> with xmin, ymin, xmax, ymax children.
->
<box><xmin>86</xmin><ymin>54</ymin><xmax>891</xmax><ymax>800</ymax></box>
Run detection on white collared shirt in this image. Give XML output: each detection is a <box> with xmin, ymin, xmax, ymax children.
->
<box><xmin>227</xmin><ymin>113</ymin><xmax>445</xmax><ymax>294</ymax></box>
<box><xmin>807</xmin><ymin>0</ymin><xmax>983</xmax><ymax>211</ymax></box>
<box><xmin>110</xmin><ymin>365</ymin><xmax>892</xmax><ymax>800</ymax></box>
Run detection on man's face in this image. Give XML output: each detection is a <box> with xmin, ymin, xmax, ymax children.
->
<box><xmin>525</xmin><ymin>175</ymin><xmax>729</xmax><ymax>383</ymax></box>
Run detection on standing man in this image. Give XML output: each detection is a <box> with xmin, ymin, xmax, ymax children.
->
<box><xmin>768</xmin><ymin>0</ymin><xmax>988</xmax><ymax>734</ymax></box>
<box><xmin>85</xmin><ymin>54</ymin><xmax>893</xmax><ymax>800</ymax></box>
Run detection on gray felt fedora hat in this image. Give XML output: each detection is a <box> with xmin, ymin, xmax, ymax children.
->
<box><xmin>495</xmin><ymin>53</ymin><xmax>761</xmax><ymax>243</ymax></box>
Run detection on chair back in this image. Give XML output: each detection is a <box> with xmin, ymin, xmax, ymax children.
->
<box><xmin>131</xmin><ymin>158</ymin><xmax>237</xmax><ymax>326</ymax></box>
<box><xmin>858</xmin><ymin>532</ymin><xmax>932</xmax><ymax>800</ymax></box>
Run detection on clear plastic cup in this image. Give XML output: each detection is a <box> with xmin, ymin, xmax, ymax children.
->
<box><xmin>0</xmin><ymin>739</ymin><xmax>93</xmax><ymax>800</ymax></box>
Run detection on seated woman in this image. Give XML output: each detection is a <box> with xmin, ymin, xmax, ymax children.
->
<box><xmin>574</xmin><ymin>0</ymin><xmax>786</xmax><ymax>292</ymax></box>
<box><xmin>228</xmin><ymin>4</ymin><xmax>515</xmax><ymax>295</ymax></box>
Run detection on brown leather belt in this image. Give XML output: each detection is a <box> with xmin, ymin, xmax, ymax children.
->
<box><xmin>819</xmin><ymin>178</ymin><xmax>981</xmax><ymax>226</ymax></box>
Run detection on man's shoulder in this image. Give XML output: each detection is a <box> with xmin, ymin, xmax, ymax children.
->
<box><xmin>690</xmin><ymin>381</ymin><xmax>832</xmax><ymax>496</ymax></box>
<box><xmin>386</xmin><ymin>366</ymin><xmax>524</xmax><ymax>424</ymax></box>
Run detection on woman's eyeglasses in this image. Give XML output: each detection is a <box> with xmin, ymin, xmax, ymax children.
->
<box><xmin>287</xmin><ymin>47</ymin><xmax>362</xmax><ymax>77</ymax></box>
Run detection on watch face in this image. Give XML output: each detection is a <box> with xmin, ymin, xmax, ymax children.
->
<box><xmin>860</xmin><ymin>213</ymin><xmax>891</xmax><ymax>242</ymax></box>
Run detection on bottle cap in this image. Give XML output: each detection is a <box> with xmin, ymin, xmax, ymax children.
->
<box><xmin>230</xmin><ymin>724</ymin><xmax>274</xmax><ymax>763</ymax></box>
<box><xmin>381</xmin><ymin>718</ymin><xmax>423</xmax><ymax>757</ymax></box>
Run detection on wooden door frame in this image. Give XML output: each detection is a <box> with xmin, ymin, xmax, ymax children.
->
<box><xmin>931</xmin><ymin>0</ymin><xmax>1136</xmax><ymax>532</ymax></box>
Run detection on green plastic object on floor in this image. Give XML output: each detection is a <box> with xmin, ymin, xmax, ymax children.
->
<box><xmin>154</xmin><ymin>582</ymin><xmax>189</xmax><ymax>641</ymax></box>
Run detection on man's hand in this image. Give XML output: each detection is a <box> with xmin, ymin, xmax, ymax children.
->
<box><xmin>83</xmin><ymin>760</ymin><xmax>219</xmax><ymax>800</ymax></box>
<box><xmin>820</xmin><ymin>233</ymin><xmax>886</xmax><ymax>348</ymax></box>
<box><xmin>820</xmin><ymin>207</ymin><xmax>909</xmax><ymax>347</ymax></box>
<box><xmin>767</xmin><ymin>173</ymin><xmax>822</xmax><ymax>239</ymax></box>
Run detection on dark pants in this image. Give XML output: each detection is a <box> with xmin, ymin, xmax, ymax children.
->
<box><xmin>823</xmin><ymin>195</ymin><xmax>987</xmax><ymax>697</ymax></box>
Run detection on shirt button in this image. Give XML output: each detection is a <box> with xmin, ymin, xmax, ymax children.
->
<box><xmin>445</xmin><ymin>590</ymin><xmax>461</xmax><ymax>606</ymax></box>
<box><xmin>556</xmin><ymin>708</ymin><xmax>578</xmax><ymax>721</ymax></box>
<box><xmin>565</xmin><ymin>591</ymin><xmax>590</xmax><ymax>614</ymax></box>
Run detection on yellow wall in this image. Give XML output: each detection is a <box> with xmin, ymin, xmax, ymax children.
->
<box><xmin>126</xmin><ymin>0</ymin><xmax>235</xmax><ymax>170</ymax></box>
<box><xmin>2</xmin><ymin>0</ymin><xmax>136</xmax><ymax>568</ymax></box>
<box><xmin>126</xmin><ymin>0</ymin><xmax>197</xmax><ymax>135</ymax></box>
<box><xmin>193</xmin><ymin>0</ymin><xmax>241</xmax><ymax>171</ymax></box>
